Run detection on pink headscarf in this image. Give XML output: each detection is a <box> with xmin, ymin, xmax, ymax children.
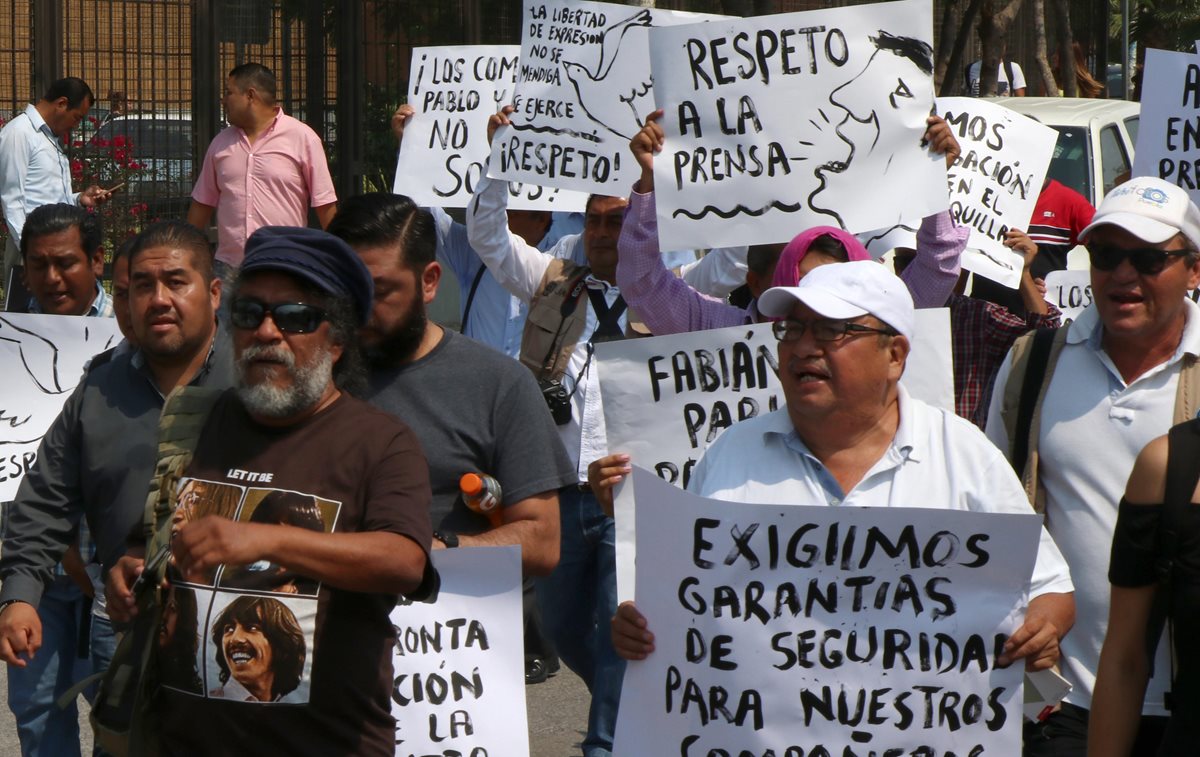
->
<box><xmin>770</xmin><ymin>226</ymin><xmax>871</xmax><ymax>289</ymax></box>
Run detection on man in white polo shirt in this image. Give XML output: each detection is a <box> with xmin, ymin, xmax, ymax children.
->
<box><xmin>986</xmin><ymin>176</ymin><xmax>1200</xmax><ymax>756</ymax></box>
<box><xmin>613</xmin><ymin>261</ymin><xmax>1075</xmax><ymax>681</ymax></box>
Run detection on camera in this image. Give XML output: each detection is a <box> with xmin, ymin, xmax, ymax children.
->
<box><xmin>538</xmin><ymin>378</ymin><xmax>573</xmax><ymax>426</ymax></box>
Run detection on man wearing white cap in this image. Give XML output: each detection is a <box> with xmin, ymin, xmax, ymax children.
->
<box><xmin>613</xmin><ymin>261</ymin><xmax>1075</xmax><ymax>679</ymax></box>
<box><xmin>985</xmin><ymin>176</ymin><xmax>1200</xmax><ymax>756</ymax></box>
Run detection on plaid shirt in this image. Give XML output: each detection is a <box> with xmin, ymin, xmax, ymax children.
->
<box><xmin>949</xmin><ymin>292</ymin><xmax>1061</xmax><ymax>429</ymax></box>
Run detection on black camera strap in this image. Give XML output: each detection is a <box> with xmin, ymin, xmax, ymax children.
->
<box><xmin>536</xmin><ymin>268</ymin><xmax>591</xmax><ymax>381</ymax></box>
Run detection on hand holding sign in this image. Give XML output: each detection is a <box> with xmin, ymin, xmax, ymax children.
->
<box><xmin>630</xmin><ymin>108</ymin><xmax>665</xmax><ymax>192</ymax></box>
<box><xmin>923</xmin><ymin>113</ymin><xmax>962</xmax><ymax>169</ymax></box>
<box><xmin>487</xmin><ymin>105</ymin><xmax>515</xmax><ymax>145</ymax></box>
<box><xmin>610</xmin><ymin>600</ymin><xmax>654</xmax><ymax>660</ymax></box>
<box><xmin>391</xmin><ymin>103</ymin><xmax>414</xmax><ymax>142</ymax></box>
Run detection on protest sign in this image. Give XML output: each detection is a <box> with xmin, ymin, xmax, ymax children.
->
<box><xmin>486</xmin><ymin>0</ymin><xmax>719</xmax><ymax>196</ymax></box>
<box><xmin>613</xmin><ymin>467</ymin><xmax>1040</xmax><ymax>755</ymax></box>
<box><xmin>1043</xmin><ymin>269</ymin><xmax>1093</xmax><ymax>323</ymax></box>
<box><xmin>598</xmin><ymin>312</ymin><xmax>954</xmax><ymax>601</ymax></box>
<box><xmin>939</xmin><ymin>97</ymin><xmax>1057</xmax><ymax>288</ymax></box>
<box><xmin>1132</xmin><ymin>48</ymin><xmax>1200</xmax><ymax>203</ymax></box>
<box><xmin>647</xmin><ymin>0</ymin><xmax>948</xmax><ymax>251</ymax></box>
<box><xmin>390</xmin><ymin>547</ymin><xmax>527</xmax><ymax>757</ymax></box>
<box><xmin>0</xmin><ymin>313</ymin><xmax>121</xmax><ymax>500</ymax></box>
<box><xmin>394</xmin><ymin>45</ymin><xmax>588</xmax><ymax>211</ymax></box>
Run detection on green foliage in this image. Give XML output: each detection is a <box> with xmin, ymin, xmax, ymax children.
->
<box><xmin>1109</xmin><ymin>0</ymin><xmax>1200</xmax><ymax>51</ymax></box>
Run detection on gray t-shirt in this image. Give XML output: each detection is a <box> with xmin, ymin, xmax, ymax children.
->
<box><xmin>366</xmin><ymin>329</ymin><xmax>576</xmax><ymax>533</ymax></box>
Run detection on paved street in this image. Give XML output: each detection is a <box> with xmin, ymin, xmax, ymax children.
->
<box><xmin>0</xmin><ymin>658</ymin><xmax>592</xmax><ymax>756</ymax></box>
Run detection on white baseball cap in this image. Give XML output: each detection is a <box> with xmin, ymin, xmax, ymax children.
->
<box><xmin>757</xmin><ymin>259</ymin><xmax>915</xmax><ymax>339</ymax></box>
<box><xmin>1080</xmin><ymin>177</ymin><xmax>1200</xmax><ymax>248</ymax></box>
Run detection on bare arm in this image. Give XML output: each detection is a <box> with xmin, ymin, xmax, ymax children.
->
<box><xmin>314</xmin><ymin>202</ymin><xmax>337</xmax><ymax>229</ymax></box>
<box><xmin>1005</xmin><ymin>229</ymin><xmax>1049</xmax><ymax>316</ymax></box>
<box><xmin>1000</xmin><ymin>591</ymin><xmax>1074</xmax><ymax>670</ymax></box>
<box><xmin>187</xmin><ymin>200</ymin><xmax>215</xmax><ymax>230</ymax></box>
<box><xmin>172</xmin><ymin>517</ymin><xmax>428</xmax><ymax>596</ymax></box>
<box><xmin>450</xmin><ymin>491</ymin><xmax>561</xmax><ymax>576</ymax></box>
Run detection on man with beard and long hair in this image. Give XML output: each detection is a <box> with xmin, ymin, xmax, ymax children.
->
<box><xmin>106</xmin><ymin>225</ymin><xmax>435</xmax><ymax>755</ymax></box>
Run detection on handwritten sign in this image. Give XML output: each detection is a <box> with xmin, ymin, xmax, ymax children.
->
<box><xmin>0</xmin><ymin>314</ymin><xmax>121</xmax><ymax>500</ymax></box>
<box><xmin>1043</xmin><ymin>269</ymin><xmax>1093</xmax><ymax>323</ymax></box>
<box><xmin>1132</xmin><ymin>48</ymin><xmax>1200</xmax><ymax>203</ymax></box>
<box><xmin>395</xmin><ymin>45</ymin><xmax>587</xmax><ymax>211</ymax></box>
<box><xmin>647</xmin><ymin>0</ymin><xmax>948</xmax><ymax>251</ymax></box>
<box><xmin>598</xmin><ymin>314</ymin><xmax>954</xmax><ymax>601</ymax></box>
<box><xmin>390</xmin><ymin>547</ymin><xmax>528</xmax><ymax>757</ymax></box>
<box><xmin>613</xmin><ymin>467</ymin><xmax>1038</xmax><ymax>755</ymax></box>
<box><xmin>939</xmin><ymin>97</ymin><xmax>1057</xmax><ymax>288</ymax></box>
<box><xmin>487</xmin><ymin>0</ymin><xmax>719</xmax><ymax>195</ymax></box>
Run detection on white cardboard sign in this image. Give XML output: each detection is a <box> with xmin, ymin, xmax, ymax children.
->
<box><xmin>394</xmin><ymin>45</ymin><xmax>588</xmax><ymax>211</ymax></box>
<box><xmin>486</xmin><ymin>0</ymin><xmax>721</xmax><ymax>195</ymax></box>
<box><xmin>1132</xmin><ymin>48</ymin><xmax>1200</xmax><ymax>203</ymax></box>
<box><xmin>390</xmin><ymin>547</ymin><xmax>528</xmax><ymax>756</ymax></box>
<box><xmin>0</xmin><ymin>313</ymin><xmax>121</xmax><ymax>500</ymax></box>
<box><xmin>1043</xmin><ymin>269</ymin><xmax>1093</xmax><ymax>323</ymax></box>
<box><xmin>938</xmin><ymin>97</ymin><xmax>1058</xmax><ymax>288</ymax></box>
<box><xmin>648</xmin><ymin>0</ymin><xmax>948</xmax><ymax>251</ymax></box>
<box><xmin>613</xmin><ymin>467</ymin><xmax>1039</xmax><ymax>756</ymax></box>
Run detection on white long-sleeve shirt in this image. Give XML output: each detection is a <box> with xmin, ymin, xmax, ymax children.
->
<box><xmin>0</xmin><ymin>104</ymin><xmax>80</xmax><ymax>245</ymax></box>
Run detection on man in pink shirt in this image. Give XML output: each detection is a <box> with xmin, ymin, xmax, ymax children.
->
<box><xmin>187</xmin><ymin>63</ymin><xmax>338</xmax><ymax>270</ymax></box>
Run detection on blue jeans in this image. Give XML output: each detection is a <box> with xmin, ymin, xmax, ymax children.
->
<box><xmin>6</xmin><ymin>577</ymin><xmax>92</xmax><ymax>757</ymax></box>
<box><xmin>536</xmin><ymin>487</ymin><xmax>625</xmax><ymax>757</ymax></box>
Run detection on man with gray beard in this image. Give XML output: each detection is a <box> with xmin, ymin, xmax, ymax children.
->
<box><xmin>107</xmin><ymin>226</ymin><xmax>436</xmax><ymax>755</ymax></box>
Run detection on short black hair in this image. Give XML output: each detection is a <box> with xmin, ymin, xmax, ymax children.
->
<box><xmin>129</xmin><ymin>221</ymin><xmax>215</xmax><ymax>283</ymax></box>
<box><xmin>747</xmin><ymin>243</ymin><xmax>784</xmax><ymax>278</ymax></box>
<box><xmin>808</xmin><ymin>233</ymin><xmax>850</xmax><ymax>263</ymax></box>
<box><xmin>42</xmin><ymin>77</ymin><xmax>94</xmax><ymax>109</ymax></box>
<box><xmin>229</xmin><ymin>63</ymin><xmax>276</xmax><ymax>104</ymax></box>
<box><xmin>327</xmin><ymin>193</ymin><xmax>437</xmax><ymax>272</ymax></box>
<box><xmin>20</xmin><ymin>204</ymin><xmax>102</xmax><ymax>260</ymax></box>
<box><xmin>870</xmin><ymin>31</ymin><xmax>934</xmax><ymax>76</ymax></box>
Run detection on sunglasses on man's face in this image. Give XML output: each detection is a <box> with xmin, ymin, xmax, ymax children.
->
<box><xmin>1086</xmin><ymin>244</ymin><xmax>1192</xmax><ymax>276</ymax></box>
<box><xmin>230</xmin><ymin>299</ymin><xmax>328</xmax><ymax>334</ymax></box>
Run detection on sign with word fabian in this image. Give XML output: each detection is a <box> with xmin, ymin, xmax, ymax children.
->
<box><xmin>938</xmin><ymin>97</ymin><xmax>1057</xmax><ymax>288</ymax></box>
<box><xmin>1133</xmin><ymin>48</ymin><xmax>1200</xmax><ymax>203</ymax></box>
<box><xmin>390</xmin><ymin>547</ymin><xmax>527</xmax><ymax>757</ymax></box>
<box><xmin>598</xmin><ymin>315</ymin><xmax>954</xmax><ymax>601</ymax></box>
<box><xmin>613</xmin><ymin>468</ymin><xmax>1039</xmax><ymax>755</ymax></box>
<box><xmin>648</xmin><ymin>0</ymin><xmax>947</xmax><ymax>251</ymax></box>
<box><xmin>395</xmin><ymin>45</ymin><xmax>587</xmax><ymax>211</ymax></box>
<box><xmin>0</xmin><ymin>313</ymin><xmax>121</xmax><ymax>500</ymax></box>
<box><xmin>487</xmin><ymin>0</ymin><xmax>720</xmax><ymax>195</ymax></box>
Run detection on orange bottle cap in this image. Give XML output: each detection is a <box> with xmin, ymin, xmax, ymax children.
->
<box><xmin>460</xmin><ymin>473</ymin><xmax>484</xmax><ymax>496</ymax></box>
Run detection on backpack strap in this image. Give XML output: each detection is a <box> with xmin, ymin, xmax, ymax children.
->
<box><xmin>1146</xmin><ymin>419</ymin><xmax>1200</xmax><ymax>709</ymax></box>
<box><xmin>1010</xmin><ymin>328</ymin><xmax>1056</xmax><ymax>479</ymax></box>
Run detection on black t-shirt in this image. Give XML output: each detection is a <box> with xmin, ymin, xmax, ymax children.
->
<box><xmin>1109</xmin><ymin>499</ymin><xmax>1200</xmax><ymax>752</ymax></box>
<box><xmin>366</xmin><ymin>329</ymin><xmax>575</xmax><ymax>533</ymax></box>
<box><xmin>156</xmin><ymin>392</ymin><xmax>432</xmax><ymax>756</ymax></box>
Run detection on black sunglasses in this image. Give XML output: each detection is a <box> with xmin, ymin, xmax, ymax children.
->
<box><xmin>1086</xmin><ymin>244</ymin><xmax>1192</xmax><ymax>275</ymax></box>
<box><xmin>230</xmin><ymin>299</ymin><xmax>328</xmax><ymax>334</ymax></box>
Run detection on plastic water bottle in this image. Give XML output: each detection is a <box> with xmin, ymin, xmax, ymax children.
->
<box><xmin>460</xmin><ymin>473</ymin><xmax>503</xmax><ymax>527</ymax></box>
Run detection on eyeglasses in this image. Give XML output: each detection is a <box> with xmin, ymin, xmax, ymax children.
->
<box><xmin>230</xmin><ymin>299</ymin><xmax>327</xmax><ymax>334</ymax></box>
<box><xmin>1086</xmin><ymin>244</ymin><xmax>1192</xmax><ymax>275</ymax></box>
<box><xmin>771</xmin><ymin>318</ymin><xmax>896</xmax><ymax>343</ymax></box>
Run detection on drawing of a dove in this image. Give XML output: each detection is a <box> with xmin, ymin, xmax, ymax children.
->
<box><xmin>562</xmin><ymin>9</ymin><xmax>654</xmax><ymax>141</ymax></box>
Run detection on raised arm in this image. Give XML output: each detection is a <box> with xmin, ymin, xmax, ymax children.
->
<box><xmin>903</xmin><ymin>116</ymin><xmax>967</xmax><ymax>308</ymax></box>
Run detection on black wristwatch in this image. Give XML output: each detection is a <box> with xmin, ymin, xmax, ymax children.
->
<box><xmin>433</xmin><ymin>530</ymin><xmax>459</xmax><ymax>548</ymax></box>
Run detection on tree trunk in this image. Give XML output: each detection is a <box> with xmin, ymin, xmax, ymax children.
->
<box><xmin>1052</xmin><ymin>0</ymin><xmax>1076</xmax><ymax>97</ymax></box>
<box><xmin>977</xmin><ymin>0</ymin><xmax>1026</xmax><ymax>96</ymax></box>
<box><xmin>934</xmin><ymin>0</ymin><xmax>962</xmax><ymax>92</ymax></box>
<box><xmin>941</xmin><ymin>0</ymin><xmax>986</xmax><ymax>95</ymax></box>
<box><xmin>1032</xmin><ymin>0</ymin><xmax>1058</xmax><ymax>95</ymax></box>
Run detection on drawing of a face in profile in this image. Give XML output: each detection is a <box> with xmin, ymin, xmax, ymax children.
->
<box><xmin>810</xmin><ymin>31</ymin><xmax>935</xmax><ymax>230</ymax></box>
<box><xmin>158</xmin><ymin>585</ymin><xmax>203</xmax><ymax>694</ymax></box>
<box><xmin>169</xmin><ymin>478</ymin><xmax>243</xmax><ymax>585</ymax></box>
<box><xmin>218</xmin><ymin>490</ymin><xmax>329</xmax><ymax>596</ymax></box>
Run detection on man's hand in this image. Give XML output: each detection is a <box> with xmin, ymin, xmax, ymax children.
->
<box><xmin>611</xmin><ymin>601</ymin><xmax>655</xmax><ymax>661</ymax></box>
<box><xmin>391</xmin><ymin>104</ymin><xmax>415</xmax><ymax>144</ymax></box>
<box><xmin>999</xmin><ymin>592</ymin><xmax>1073</xmax><ymax>670</ymax></box>
<box><xmin>629</xmin><ymin>110</ymin><xmax>665</xmax><ymax>193</ymax></box>
<box><xmin>106</xmin><ymin>553</ymin><xmax>145</xmax><ymax>623</ymax></box>
<box><xmin>171</xmin><ymin>516</ymin><xmax>270</xmax><ymax>584</ymax></box>
<box><xmin>1004</xmin><ymin>228</ymin><xmax>1039</xmax><ymax>271</ymax></box>
<box><xmin>923</xmin><ymin>115</ymin><xmax>961</xmax><ymax>169</ymax></box>
<box><xmin>588</xmin><ymin>453</ymin><xmax>632</xmax><ymax>518</ymax></box>
<box><xmin>0</xmin><ymin>602</ymin><xmax>41</xmax><ymax>667</ymax></box>
<box><xmin>78</xmin><ymin>185</ymin><xmax>113</xmax><ymax>208</ymax></box>
<box><xmin>487</xmin><ymin>105</ymin><xmax>515</xmax><ymax>146</ymax></box>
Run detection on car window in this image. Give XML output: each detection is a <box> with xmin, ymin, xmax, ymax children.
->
<box><xmin>1124</xmin><ymin>116</ymin><xmax>1139</xmax><ymax>147</ymax></box>
<box><xmin>1099</xmin><ymin>124</ymin><xmax>1131</xmax><ymax>197</ymax></box>
<box><xmin>92</xmin><ymin>120</ymin><xmax>191</xmax><ymax>159</ymax></box>
<box><xmin>1047</xmin><ymin>127</ymin><xmax>1092</xmax><ymax>204</ymax></box>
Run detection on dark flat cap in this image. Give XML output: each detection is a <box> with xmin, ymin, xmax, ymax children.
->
<box><xmin>241</xmin><ymin>226</ymin><xmax>374</xmax><ymax>325</ymax></box>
